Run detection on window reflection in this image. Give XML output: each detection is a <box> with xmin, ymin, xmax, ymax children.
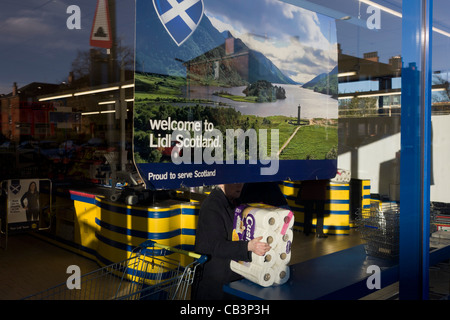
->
<box><xmin>310</xmin><ymin>0</ymin><xmax>403</xmax><ymax>202</ymax></box>
<box><xmin>0</xmin><ymin>0</ymin><xmax>135</xmax><ymax>184</ymax></box>
<box><xmin>430</xmin><ymin>1</ymin><xmax>450</xmax><ymax>290</ymax></box>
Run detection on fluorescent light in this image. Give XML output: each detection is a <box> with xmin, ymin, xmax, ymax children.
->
<box><xmin>358</xmin><ymin>91</ymin><xmax>401</xmax><ymax>98</ymax></box>
<box><xmin>360</xmin><ymin>0</ymin><xmax>450</xmax><ymax>38</ymax></box>
<box><xmin>433</xmin><ymin>27</ymin><xmax>450</xmax><ymax>38</ymax></box>
<box><xmin>340</xmin><ymin>87</ymin><xmax>446</xmax><ymax>100</ymax></box>
<box><xmin>121</xmin><ymin>83</ymin><xmax>135</xmax><ymax>89</ymax></box>
<box><xmin>38</xmin><ymin>84</ymin><xmax>134</xmax><ymax>102</ymax></box>
<box><xmin>38</xmin><ymin>94</ymin><xmax>73</xmax><ymax>101</ymax></box>
<box><xmin>81</xmin><ymin>110</ymin><xmax>122</xmax><ymax>115</ymax></box>
<box><xmin>125</xmin><ymin>98</ymin><xmax>134</xmax><ymax>102</ymax></box>
<box><xmin>338</xmin><ymin>72</ymin><xmax>357</xmax><ymax>77</ymax></box>
<box><xmin>74</xmin><ymin>86</ymin><xmax>120</xmax><ymax>96</ymax></box>
<box><xmin>338</xmin><ymin>95</ymin><xmax>355</xmax><ymax>100</ymax></box>
<box><xmin>359</xmin><ymin>0</ymin><xmax>402</xmax><ymax>18</ymax></box>
<box><xmin>81</xmin><ymin>111</ymin><xmax>100</xmax><ymax>116</ymax></box>
<box><xmin>98</xmin><ymin>100</ymin><xmax>116</xmax><ymax>105</ymax></box>
<box><xmin>338</xmin><ymin>91</ymin><xmax>401</xmax><ymax>99</ymax></box>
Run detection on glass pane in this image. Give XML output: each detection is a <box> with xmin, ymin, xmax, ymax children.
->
<box><xmin>430</xmin><ymin>0</ymin><xmax>450</xmax><ymax>299</ymax></box>
<box><xmin>133</xmin><ymin>0</ymin><xmax>340</xmax><ymax>190</ymax></box>
<box><xmin>305</xmin><ymin>0</ymin><xmax>403</xmax><ymax>299</ymax></box>
<box><xmin>0</xmin><ymin>1</ymin><xmax>135</xmax><ymax>184</ymax></box>
<box><xmin>335</xmin><ymin>0</ymin><xmax>402</xmax><ymax>204</ymax></box>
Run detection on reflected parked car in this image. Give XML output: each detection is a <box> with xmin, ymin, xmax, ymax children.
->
<box><xmin>160</xmin><ymin>140</ymin><xmax>183</xmax><ymax>159</ymax></box>
<box><xmin>39</xmin><ymin>140</ymin><xmax>61</xmax><ymax>162</ymax></box>
<box><xmin>59</xmin><ymin>140</ymin><xmax>79</xmax><ymax>160</ymax></box>
<box><xmin>0</xmin><ymin>141</ymin><xmax>15</xmax><ymax>150</ymax></box>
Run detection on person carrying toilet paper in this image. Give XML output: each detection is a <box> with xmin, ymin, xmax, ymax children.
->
<box><xmin>230</xmin><ymin>204</ymin><xmax>294</xmax><ymax>287</ymax></box>
<box><xmin>192</xmin><ymin>184</ymin><xmax>272</xmax><ymax>300</ymax></box>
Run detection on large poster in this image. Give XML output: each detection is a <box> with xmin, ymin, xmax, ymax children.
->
<box><xmin>7</xmin><ymin>179</ymin><xmax>40</xmax><ymax>232</ymax></box>
<box><xmin>134</xmin><ymin>0</ymin><xmax>338</xmax><ymax>190</ymax></box>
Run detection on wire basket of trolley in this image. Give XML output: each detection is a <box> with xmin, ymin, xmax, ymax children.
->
<box><xmin>22</xmin><ymin>240</ymin><xmax>207</xmax><ymax>300</ymax></box>
<box><xmin>356</xmin><ymin>201</ymin><xmax>400</xmax><ymax>260</ymax></box>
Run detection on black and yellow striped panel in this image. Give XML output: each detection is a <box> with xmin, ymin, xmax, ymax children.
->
<box><xmin>278</xmin><ymin>181</ymin><xmax>350</xmax><ymax>235</ymax></box>
<box><xmin>70</xmin><ymin>191</ymin><xmax>200</xmax><ymax>268</ymax></box>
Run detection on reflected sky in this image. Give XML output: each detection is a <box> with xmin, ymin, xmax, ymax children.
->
<box><xmin>0</xmin><ymin>0</ymin><xmax>135</xmax><ymax>94</ymax></box>
<box><xmin>1</xmin><ymin>0</ymin><xmax>450</xmax><ymax>95</ymax></box>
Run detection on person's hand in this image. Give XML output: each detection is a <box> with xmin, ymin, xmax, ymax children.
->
<box><xmin>248</xmin><ymin>236</ymin><xmax>271</xmax><ymax>256</ymax></box>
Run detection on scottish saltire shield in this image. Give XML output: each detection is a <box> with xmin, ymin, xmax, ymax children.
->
<box><xmin>153</xmin><ymin>0</ymin><xmax>204</xmax><ymax>46</ymax></box>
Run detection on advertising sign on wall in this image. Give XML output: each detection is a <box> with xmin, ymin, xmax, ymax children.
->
<box><xmin>7</xmin><ymin>179</ymin><xmax>40</xmax><ymax>232</ymax></box>
<box><xmin>134</xmin><ymin>0</ymin><xmax>339</xmax><ymax>190</ymax></box>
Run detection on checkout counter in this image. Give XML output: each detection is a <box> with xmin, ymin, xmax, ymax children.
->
<box><xmin>224</xmin><ymin>242</ymin><xmax>450</xmax><ymax>300</ymax></box>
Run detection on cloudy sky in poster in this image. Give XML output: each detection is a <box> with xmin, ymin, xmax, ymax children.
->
<box><xmin>204</xmin><ymin>0</ymin><xmax>338</xmax><ymax>84</ymax></box>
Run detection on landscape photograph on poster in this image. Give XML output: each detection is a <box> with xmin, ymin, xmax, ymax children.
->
<box><xmin>133</xmin><ymin>0</ymin><xmax>338</xmax><ymax>187</ymax></box>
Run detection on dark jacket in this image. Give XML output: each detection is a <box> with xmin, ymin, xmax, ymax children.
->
<box><xmin>192</xmin><ymin>187</ymin><xmax>251</xmax><ymax>300</ymax></box>
<box><xmin>297</xmin><ymin>180</ymin><xmax>328</xmax><ymax>202</ymax></box>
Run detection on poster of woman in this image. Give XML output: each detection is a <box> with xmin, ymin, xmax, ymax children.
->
<box><xmin>7</xmin><ymin>179</ymin><xmax>40</xmax><ymax>232</ymax></box>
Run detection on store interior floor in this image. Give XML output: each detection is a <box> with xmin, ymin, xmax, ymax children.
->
<box><xmin>1</xmin><ymin>229</ymin><xmax>449</xmax><ymax>300</ymax></box>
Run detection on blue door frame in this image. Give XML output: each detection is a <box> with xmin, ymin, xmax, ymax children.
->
<box><xmin>400</xmin><ymin>0</ymin><xmax>433</xmax><ymax>300</ymax></box>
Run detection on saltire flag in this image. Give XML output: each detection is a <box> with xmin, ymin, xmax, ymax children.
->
<box><xmin>153</xmin><ymin>0</ymin><xmax>204</xmax><ymax>46</ymax></box>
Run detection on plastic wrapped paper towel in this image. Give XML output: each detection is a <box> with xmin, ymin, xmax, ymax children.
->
<box><xmin>231</xmin><ymin>257</ymin><xmax>291</xmax><ymax>287</ymax></box>
<box><xmin>253</xmin><ymin>228</ymin><xmax>276</xmax><ymax>247</ymax></box>
<box><xmin>246</xmin><ymin>206</ymin><xmax>281</xmax><ymax>231</ymax></box>
<box><xmin>274</xmin><ymin>237</ymin><xmax>292</xmax><ymax>265</ymax></box>
<box><xmin>251</xmin><ymin>248</ymin><xmax>276</xmax><ymax>268</ymax></box>
<box><xmin>271</xmin><ymin>210</ymin><xmax>293</xmax><ymax>251</ymax></box>
<box><xmin>230</xmin><ymin>260</ymin><xmax>275</xmax><ymax>287</ymax></box>
<box><xmin>279</xmin><ymin>210</ymin><xmax>294</xmax><ymax>233</ymax></box>
<box><xmin>330</xmin><ymin>168</ymin><xmax>351</xmax><ymax>183</ymax></box>
<box><xmin>282</xmin><ymin>228</ymin><xmax>294</xmax><ymax>243</ymax></box>
<box><xmin>273</xmin><ymin>228</ymin><xmax>293</xmax><ymax>250</ymax></box>
<box><xmin>273</xmin><ymin>262</ymin><xmax>290</xmax><ymax>285</ymax></box>
<box><xmin>274</xmin><ymin>209</ymin><xmax>294</xmax><ymax>262</ymax></box>
<box><xmin>231</xmin><ymin>204</ymin><xmax>294</xmax><ymax>287</ymax></box>
<box><xmin>232</xmin><ymin>204</ymin><xmax>281</xmax><ymax>241</ymax></box>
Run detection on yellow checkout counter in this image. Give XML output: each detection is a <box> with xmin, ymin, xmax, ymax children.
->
<box><xmin>33</xmin><ymin>179</ymin><xmax>370</xmax><ymax>269</ymax></box>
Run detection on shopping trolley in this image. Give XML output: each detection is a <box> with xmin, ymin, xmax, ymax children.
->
<box><xmin>356</xmin><ymin>201</ymin><xmax>400</xmax><ymax>260</ymax></box>
<box><xmin>23</xmin><ymin>240</ymin><xmax>207</xmax><ymax>300</ymax></box>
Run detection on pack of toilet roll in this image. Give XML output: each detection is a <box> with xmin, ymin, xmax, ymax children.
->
<box><xmin>231</xmin><ymin>203</ymin><xmax>294</xmax><ymax>287</ymax></box>
<box><xmin>330</xmin><ymin>168</ymin><xmax>351</xmax><ymax>183</ymax></box>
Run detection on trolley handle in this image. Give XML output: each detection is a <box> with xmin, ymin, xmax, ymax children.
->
<box><xmin>139</xmin><ymin>240</ymin><xmax>208</xmax><ymax>264</ymax></box>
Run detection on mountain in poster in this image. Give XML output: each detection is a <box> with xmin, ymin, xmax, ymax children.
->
<box><xmin>302</xmin><ymin>66</ymin><xmax>338</xmax><ymax>97</ymax></box>
<box><xmin>136</xmin><ymin>4</ymin><xmax>296</xmax><ymax>85</ymax></box>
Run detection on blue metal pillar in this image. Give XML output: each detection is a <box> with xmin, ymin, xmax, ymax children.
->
<box><xmin>400</xmin><ymin>0</ymin><xmax>433</xmax><ymax>300</ymax></box>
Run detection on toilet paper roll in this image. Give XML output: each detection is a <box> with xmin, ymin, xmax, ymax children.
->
<box><xmin>253</xmin><ymin>228</ymin><xmax>276</xmax><ymax>247</ymax></box>
<box><xmin>273</xmin><ymin>263</ymin><xmax>290</xmax><ymax>285</ymax></box>
<box><xmin>271</xmin><ymin>227</ymin><xmax>293</xmax><ymax>251</ymax></box>
<box><xmin>230</xmin><ymin>261</ymin><xmax>275</xmax><ymax>287</ymax></box>
<box><xmin>251</xmin><ymin>248</ymin><xmax>276</xmax><ymax>268</ymax></box>
<box><xmin>277</xmin><ymin>250</ymin><xmax>291</xmax><ymax>265</ymax></box>
<box><xmin>330</xmin><ymin>169</ymin><xmax>351</xmax><ymax>183</ymax></box>
<box><xmin>280</xmin><ymin>210</ymin><xmax>294</xmax><ymax>233</ymax></box>
<box><xmin>234</xmin><ymin>205</ymin><xmax>279</xmax><ymax>242</ymax></box>
<box><xmin>275</xmin><ymin>240</ymin><xmax>292</xmax><ymax>265</ymax></box>
<box><xmin>281</xmin><ymin>228</ymin><xmax>294</xmax><ymax>244</ymax></box>
<box><xmin>243</xmin><ymin>206</ymin><xmax>281</xmax><ymax>231</ymax></box>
